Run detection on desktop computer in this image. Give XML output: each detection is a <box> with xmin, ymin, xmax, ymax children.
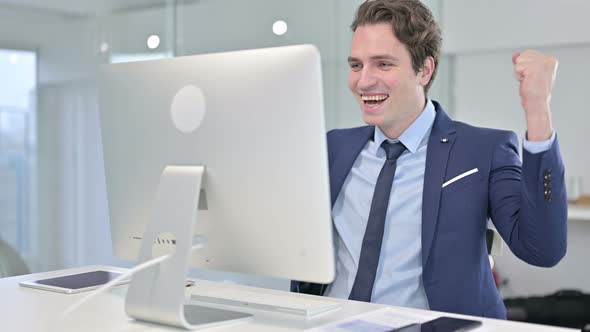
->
<box><xmin>98</xmin><ymin>44</ymin><xmax>336</xmax><ymax>329</ymax></box>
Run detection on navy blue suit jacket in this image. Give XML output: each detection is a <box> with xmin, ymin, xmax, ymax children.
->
<box><xmin>292</xmin><ymin>101</ymin><xmax>567</xmax><ymax>318</ymax></box>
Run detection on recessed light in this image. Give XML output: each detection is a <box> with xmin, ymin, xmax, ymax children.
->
<box><xmin>100</xmin><ymin>43</ymin><xmax>109</xmax><ymax>53</ymax></box>
<box><xmin>272</xmin><ymin>20</ymin><xmax>288</xmax><ymax>36</ymax></box>
<box><xmin>147</xmin><ymin>35</ymin><xmax>161</xmax><ymax>49</ymax></box>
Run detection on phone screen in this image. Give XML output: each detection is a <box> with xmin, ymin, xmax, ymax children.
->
<box><xmin>34</xmin><ymin>270</ymin><xmax>122</xmax><ymax>289</ymax></box>
<box><xmin>393</xmin><ymin>317</ymin><xmax>482</xmax><ymax>332</ymax></box>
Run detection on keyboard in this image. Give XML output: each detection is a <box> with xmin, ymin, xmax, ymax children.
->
<box><xmin>190</xmin><ymin>288</ymin><xmax>341</xmax><ymax>317</ymax></box>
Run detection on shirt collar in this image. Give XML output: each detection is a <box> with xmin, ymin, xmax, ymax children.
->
<box><xmin>373</xmin><ymin>99</ymin><xmax>436</xmax><ymax>156</ymax></box>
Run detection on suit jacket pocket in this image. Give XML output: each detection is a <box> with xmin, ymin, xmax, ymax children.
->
<box><xmin>442</xmin><ymin>168</ymin><xmax>483</xmax><ymax>195</ymax></box>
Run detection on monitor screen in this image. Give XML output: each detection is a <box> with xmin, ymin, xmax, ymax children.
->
<box><xmin>98</xmin><ymin>45</ymin><xmax>335</xmax><ymax>284</ymax></box>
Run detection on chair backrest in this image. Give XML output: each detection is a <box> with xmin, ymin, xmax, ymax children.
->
<box><xmin>486</xmin><ymin>228</ymin><xmax>505</xmax><ymax>269</ymax></box>
<box><xmin>486</xmin><ymin>228</ymin><xmax>504</xmax><ymax>255</ymax></box>
<box><xmin>0</xmin><ymin>238</ymin><xmax>30</xmax><ymax>277</ymax></box>
<box><xmin>486</xmin><ymin>229</ymin><xmax>495</xmax><ymax>253</ymax></box>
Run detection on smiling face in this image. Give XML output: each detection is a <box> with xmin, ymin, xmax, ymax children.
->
<box><xmin>348</xmin><ymin>23</ymin><xmax>434</xmax><ymax>138</ymax></box>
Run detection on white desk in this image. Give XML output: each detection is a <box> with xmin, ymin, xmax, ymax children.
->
<box><xmin>0</xmin><ymin>265</ymin><xmax>577</xmax><ymax>332</ymax></box>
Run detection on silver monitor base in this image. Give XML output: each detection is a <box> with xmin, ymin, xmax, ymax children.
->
<box><xmin>125</xmin><ymin>166</ymin><xmax>251</xmax><ymax>330</ymax></box>
<box><xmin>184</xmin><ymin>305</ymin><xmax>251</xmax><ymax>326</ymax></box>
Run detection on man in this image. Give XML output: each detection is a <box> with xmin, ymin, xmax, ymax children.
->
<box><xmin>292</xmin><ymin>0</ymin><xmax>567</xmax><ymax>319</ymax></box>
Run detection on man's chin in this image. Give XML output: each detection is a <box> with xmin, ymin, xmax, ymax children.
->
<box><xmin>362</xmin><ymin>112</ymin><xmax>383</xmax><ymax>126</ymax></box>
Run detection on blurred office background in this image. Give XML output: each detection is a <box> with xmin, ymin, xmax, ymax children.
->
<box><xmin>0</xmin><ymin>0</ymin><xmax>588</xmax><ymax>301</ymax></box>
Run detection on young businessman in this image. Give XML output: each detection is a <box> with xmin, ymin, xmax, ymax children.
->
<box><xmin>292</xmin><ymin>0</ymin><xmax>567</xmax><ymax>319</ymax></box>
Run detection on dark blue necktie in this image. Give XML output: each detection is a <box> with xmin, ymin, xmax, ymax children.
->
<box><xmin>349</xmin><ymin>141</ymin><xmax>406</xmax><ymax>302</ymax></box>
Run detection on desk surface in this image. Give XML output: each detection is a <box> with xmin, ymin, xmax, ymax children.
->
<box><xmin>0</xmin><ymin>265</ymin><xmax>577</xmax><ymax>332</ymax></box>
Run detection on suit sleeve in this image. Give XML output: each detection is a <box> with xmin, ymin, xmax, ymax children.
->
<box><xmin>488</xmin><ymin>132</ymin><xmax>567</xmax><ymax>267</ymax></box>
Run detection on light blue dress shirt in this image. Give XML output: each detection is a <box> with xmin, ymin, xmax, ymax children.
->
<box><xmin>325</xmin><ymin>100</ymin><xmax>555</xmax><ymax>309</ymax></box>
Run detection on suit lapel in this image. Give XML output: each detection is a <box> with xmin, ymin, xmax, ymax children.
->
<box><xmin>422</xmin><ymin>102</ymin><xmax>456</xmax><ymax>267</ymax></box>
<box><xmin>330</xmin><ymin>126</ymin><xmax>374</xmax><ymax>207</ymax></box>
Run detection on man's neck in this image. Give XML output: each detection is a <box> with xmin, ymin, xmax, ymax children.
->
<box><xmin>380</xmin><ymin>99</ymin><xmax>426</xmax><ymax>139</ymax></box>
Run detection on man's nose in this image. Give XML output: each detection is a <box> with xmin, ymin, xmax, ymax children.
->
<box><xmin>357</xmin><ymin>68</ymin><xmax>377</xmax><ymax>89</ymax></box>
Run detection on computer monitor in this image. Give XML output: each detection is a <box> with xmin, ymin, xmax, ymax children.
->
<box><xmin>98</xmin><ymin>45</ymin><xmax>335</xmax><ymax>285</ymax></box>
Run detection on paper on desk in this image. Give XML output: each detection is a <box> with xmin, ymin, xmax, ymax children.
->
<box><xmin>305</xmin><ymin>307</ymin><xmax>490</xmax><ymax>332</ymax></box>
<box><xmin>305</xmin><ymin>307</ymin><xmax>432</xmax><ymax>332</ymax></box>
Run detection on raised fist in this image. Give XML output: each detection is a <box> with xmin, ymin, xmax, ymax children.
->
<box><xmin>512</xmin><ymin>50</ymin><xmax>558</xmax><ymax>113</ymax></box>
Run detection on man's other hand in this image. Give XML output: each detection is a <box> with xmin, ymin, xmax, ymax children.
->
<box><xmin>512</xmin><ymin>50</ymin><xmax>558</xmax><ymax>141</ymax></box>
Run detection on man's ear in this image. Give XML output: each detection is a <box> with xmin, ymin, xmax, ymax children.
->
<box><xmin>419</xmin><ymin>56</ymin><xmax>435</xmax><ymax>87</ymax></box>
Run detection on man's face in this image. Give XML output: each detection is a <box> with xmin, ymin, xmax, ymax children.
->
<box><xmin>348</xmin><ymin>23</ymin><xmax>431</xmax><ymax>136</ymax></box>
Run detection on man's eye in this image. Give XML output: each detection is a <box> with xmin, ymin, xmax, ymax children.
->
<box><xmin>349</xmin><ymin>63</ymin><xmax>361</xmax><ymax>71</ymax></box>
<box><xmin>379</xmin><ymin>62</ymin><xmax>393</xmax><ymax>68</ymax></box>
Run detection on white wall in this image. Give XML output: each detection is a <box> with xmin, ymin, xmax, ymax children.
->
<box><xmin>444</xmin><ymin>0</ymin><xmax>590</xmax><ymax>297</ymax></box>
<box><xmin>0</xmin><ymin>8</ymin><xmax>97</xmax><ymax>83</ymax></box>
<box><xmin>442</xmin><ymin>0</ymin><xmax>590</xmax><ymax>53</ymax></box>
<box><xmin>106</xmin><ymin>6</ymin><xmax>174</xmax><ymax>56</ymax></box>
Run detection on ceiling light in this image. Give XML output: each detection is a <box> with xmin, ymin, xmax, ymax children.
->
<box><xmin>100</xmin><ymin>43</ymin><xmax>109</xmax><ymax>53</ymax></box>
<box><xmin>272</xmin><ymin>20</ymin><xmax>288</xmax><ymax>36</ymax></box>
<box><xmin>147</xmin><ymin>35</ymin><xmax>161</xmax><ymax>49</ymax></box>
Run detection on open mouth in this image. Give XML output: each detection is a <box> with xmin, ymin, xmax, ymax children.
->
<box><xmin>361</xmin><ymin>94</ymin><xmax>389</xmax><ymax>106</ymax></box>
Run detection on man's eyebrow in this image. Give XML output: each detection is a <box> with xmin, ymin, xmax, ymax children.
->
<box><xmin>347</xmin><ymin>55</ymin><xmax>400</xmax><ymax>62</ymax></box>
<box><xmin>371</xmin><ymin>55</ymin><xmax>399</xmax><ymax>61</ymax></box>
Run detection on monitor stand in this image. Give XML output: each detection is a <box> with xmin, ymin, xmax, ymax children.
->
<box><xmin>125</xmin><ymin>165</ymin><xmax>252</xmax><ymax>330</ymax></box>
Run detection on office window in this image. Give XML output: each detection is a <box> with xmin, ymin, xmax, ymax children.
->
<box><xmin>0</xmin><ymin>49</ymin><xmax>37</xmax><ymax>267</ymax></box>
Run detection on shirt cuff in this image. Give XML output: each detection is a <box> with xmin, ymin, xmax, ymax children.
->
<box><xmin>523</xmin><ymin>131</ymin><xmax>556</xmax><ymax>154</ymax></box>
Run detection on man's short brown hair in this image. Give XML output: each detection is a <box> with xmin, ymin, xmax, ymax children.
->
<box><xmin>351</xmin><ymin>0</ymin><xmax>442</xmax><ymax>94</ymax></box>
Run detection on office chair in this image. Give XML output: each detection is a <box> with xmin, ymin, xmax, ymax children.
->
<box><xmin>486</xmin><ymin>228</ymin><xmax>503</xmax><ymax>269</ymax></box>
<box><xmin>0</xmin><ymin>238</ymin><xmax>29</xmax><ymax>277</ymax></box>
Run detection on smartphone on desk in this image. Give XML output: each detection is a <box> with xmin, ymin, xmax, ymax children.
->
<box><xmin>19</xmin><ymin>270</ymin><xmax>128</xmax><ymax>294</ymax></box>
<box><xmin>392</xmin><ymin>316</ymin><xmax>482</xmax><ymax>332</ymax></box>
